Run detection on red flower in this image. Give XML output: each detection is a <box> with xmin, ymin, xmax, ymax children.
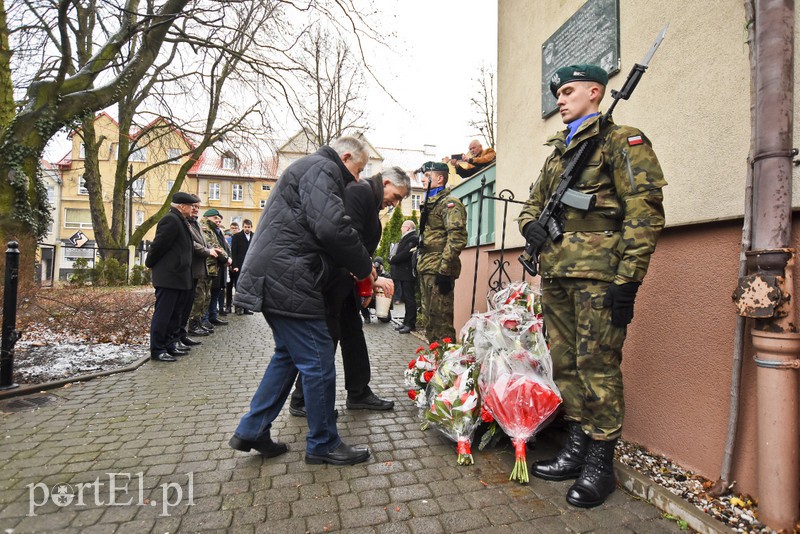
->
<box><xmin>502</xmin><ymin>319</ymin><xmax>519</xmax><ymax>330</ymax></box>
<box><xmin>442</xmin><ymin>337</ymin><xmax>453</xmax><ymax>344</ymax></box>
<box><xmin>408</xmin><ymin>360</ymin><xmax>416</xmax><ymax>369</ymax></box>
<box><xmin>429</xmin><ymin>342</ymin><xmax>440</xmax><ymax>350</ymax></box>
<box><xmin>416</xmin><ymin>346</ymin><xmax>425</xmax><ymax>354</ymax></box>
<box><xmin>408</xmin><ymin>389</ymin><xmax>417</xmax><ymax>400</ymax></box>
<box><xmin>423</xmin><ymin>370</ymin><xmax>434</xmax><ymax>383</ymax></box>
<box><xmin>481</xmin><ymin>407</ymin><xmax>494</xmax><ymax>423</ymax></box>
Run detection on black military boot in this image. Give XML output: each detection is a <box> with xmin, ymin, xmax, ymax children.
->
<box><xmin>566</xmin><ymin>438</ymin><xmax>618</xmax><ymax>508</ymax></box>
<box><xmin>530</xmin><ymin>421</ymin><xmax>588</xmax><ymax>481</ymax></box>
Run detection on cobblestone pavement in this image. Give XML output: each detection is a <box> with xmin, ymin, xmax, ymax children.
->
<box><xmin>0</xmin><ymin>311</ymin><xmax>685</xmax><ymax>533</ymax></box>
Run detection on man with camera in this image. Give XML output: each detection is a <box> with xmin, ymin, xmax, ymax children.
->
<box><xmin>446</xmin><ymin>139</ymin><xmax>496</xmax><ymax>178</ymax></box>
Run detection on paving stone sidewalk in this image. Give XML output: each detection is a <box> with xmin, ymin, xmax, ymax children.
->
<box><xmin>0</xmin><ymin>311</ymin><xmax>685</xmax><ymax>533</ymax></box>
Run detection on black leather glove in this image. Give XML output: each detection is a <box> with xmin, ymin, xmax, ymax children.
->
<box><xmin>435</xmin><ymin>274</ymin><xmax>454</xmax><ymax>295</ymax></box>
<box><xmin>603</xmin><ymin>282</ymin><xmax>641</xmax><ymax>327</ymax></box>
<box><xmin>523</xmin><ymin>221</ymin><xmax>548</xmax><ymax>249</ymax></box>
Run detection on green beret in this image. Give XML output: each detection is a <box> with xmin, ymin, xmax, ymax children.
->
<box><xmin>550</xmin><ymin>64</ymin><xmax>608</xmax><ymax>96</ymax></box>
<box><xmin>421</xmin><ymin>161</ymin><xmax>449</xmax><ymax>173</ymax></box>
<box><xmin>203</xmin><ymin>208</ymin><xmax>221</xmax><ymax>218</ymax></box>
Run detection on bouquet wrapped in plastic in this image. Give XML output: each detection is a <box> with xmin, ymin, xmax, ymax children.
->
<box><xmin>404</xmin><ymin>339</ymin><xmax>458</xmax><ymax>409</ymax></box>
<box><xmin>480</xmin><ymin>347</ymin><xmax>561</xmax><ymax>483</ymax></box>
<box><xmin>424</xmin><ymin>348</ymin><xmax>482</xmax><ymax>465</ymax></box>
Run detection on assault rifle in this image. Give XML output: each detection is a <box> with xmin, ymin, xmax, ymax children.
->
<box><xmin>519</xmin><ymin>25</ymin><xmax>668</xmax><ymax>277</ymax></box>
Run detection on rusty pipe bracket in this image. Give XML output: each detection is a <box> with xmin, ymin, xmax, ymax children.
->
<box><xmin>732</xmin><ymin>249</ymin><xmax>795</xmax><ymax>319</ymax></box>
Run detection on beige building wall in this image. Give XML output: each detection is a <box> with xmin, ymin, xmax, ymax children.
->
<box><xmin>494</xmin><ymin>0</ymin><xmax>800</xmax><ymax>501</ymax></box>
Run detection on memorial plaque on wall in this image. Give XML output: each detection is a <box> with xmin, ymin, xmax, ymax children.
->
<box><xmin>541</xmin><ymin>0</ymin><xmax>620</xmax><ymax>118</ymax></box>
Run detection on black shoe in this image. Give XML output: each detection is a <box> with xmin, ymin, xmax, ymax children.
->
<box><xmin>181</xmin><ymin>337</ymin><xmax>202</xmax><ymax>346</ymax></box>
<box><xmin>305</xmin><ymin>442</ymin><xmax>370</xmax><ymax>466</ymax></box>
<box><xmin>289</xmin><ymin>405</ymin><xmax>339</xmax><ymax>418</ymax></box>
<box><xmin>346</xmin><ymin>392</ymin><xmax>394</xmax><ymax>411</ymax></box>
<box><xmin>201</xmin><ymin>321</ymin><xmax>215</xmax><ymax>331</ymax></box>
<box><xmin>188</xmin><ymin>326</ymin><xmax>210</xmax><ymax>337</ymax></box>
<box><xmin>398</xmin><ymin>325</ymin><xmax>415</xmax><ymax>334</ymax></box>
<box><xmin>566</xmin><ymin>438</ymin><xmax>618</xmax><ymax>508</ymax></box>
<box><xmin>235</xmin><ymin>308</ymin><xmax>244</xmax><ymax>316</ymax></box>
<box><xmin>229</xmin><ymin>436</ymin><xmax>288</xmax><ymax>458</ymax></box>
<box><xmin>218</xmin><ymin>309</ymin><xmax>228</xmax><ymax>317</ymax></box>
<box><xmin>225</xmin><ymin>306</ymin><xmax>232</xmax><ymax>314</ymax></box>
<box><xmin>531</xmin><ymin>422</ymin><xmax>589</xmax><ymax>481</ymax></box>
<box><xmin>362</xmin><ymin>314</ymin><xmax>371</xmax><ymax>324</ymax></box>
<box><xmin>175</xmin><ymin>341</ymin><xmax>192</xmax><ymax>351</ymax></box>
<box><xmin>151</xmin><ymin>353</ymin><xmax>177</xmax><ymax>362</ymax></box>
<box><xmin>167</xmin><ymin>346</ymin><xmax>189</xmax><ymax>357</ymax></box>
<box><xmin>394</xmin><ymin>324</ymin><xmax>405</xmax><ymax>331</ymax></box>
<box><xmin>209</xmin><ymin>318</ymin><xmax>228</xmax><ymax>326</ymax></box>
<box><xmin>243</xmin><ymin>309</ymin><xmax>254</xmax><ymax>315</ymax></box>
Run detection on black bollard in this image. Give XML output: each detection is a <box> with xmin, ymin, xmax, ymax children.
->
<box><xmin>1</xmin><ymin>241</ymin><xmax>20</xmax><ymax>390</ymax></box>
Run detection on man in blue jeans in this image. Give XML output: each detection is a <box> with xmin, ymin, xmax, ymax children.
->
<box><xmin>230</xmin><ymin>136</ymin><xmax>375</xmax><ymax>465</ymax></box>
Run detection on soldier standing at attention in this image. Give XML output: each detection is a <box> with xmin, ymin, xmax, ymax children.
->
<box><xmin>518</xmin><ymin>64</ymin><xmax>666</xmax><ymax>508</ymax></box>
<box><xmin>416</xmin><ymin>161</ymin><xmax>467</xmax><ymax>342</ymax></box>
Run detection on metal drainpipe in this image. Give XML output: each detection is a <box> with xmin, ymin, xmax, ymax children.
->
<box><xmin>747</xmin><ymin>0</ymin><xmax>799</xmax><ymax>529</ymax></box>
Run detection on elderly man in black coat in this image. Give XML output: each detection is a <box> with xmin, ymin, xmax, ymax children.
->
<box><xmin>229</xmin><ymin>136</ymin><xmax>377</xmax><ymax>466</ymax></box>
<box><xmin>288</xmin><ymin>166</ymin><xmax>409</xmax><ymax>417</ymax></box>
<box><xmin>389</xmin><ymin>220</ymin><xmax>419</xmax><ymax>333</ymax></box>
<box><xmin>145</xmin><ymin>192</ymin><xmax>197</xmax><ymax>362</ymax></box>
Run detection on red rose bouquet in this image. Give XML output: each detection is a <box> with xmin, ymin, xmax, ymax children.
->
<box><xmin>479</xmin><ymin>348</ymin><xmax>561</xmax><ymax>483</ymax></box>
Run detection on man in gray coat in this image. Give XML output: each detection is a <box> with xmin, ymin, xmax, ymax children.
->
<box><xmin>229</xmin><ymin>136</ymin><xmax>375</xmax><ymax>466</ymax></box>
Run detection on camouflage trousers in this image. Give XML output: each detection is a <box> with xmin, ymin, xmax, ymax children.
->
<box><xmin>419</xmin><ymin>272</ymin><xmax>456</xmax><ymax>342</ymax></box>
<box><xmin>191</xmin><ymin>277</ymin><xmax>212</xmax><ymax>322</ymax></box>
<box><xmin>541</xmin><ymin>277</ymin><xmax>627</xmax><ymax>441</ymax></box>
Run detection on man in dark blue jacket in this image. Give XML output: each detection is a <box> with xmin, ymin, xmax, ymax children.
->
<box><xmin>145</xmin><ymin>192</ymin><xmax>197</xmax><ymax>362</ymax></box>
<box><xmin>229</xmin><ymin>136</ymin><xmax>375</xmax><ymax>466</ymax></box>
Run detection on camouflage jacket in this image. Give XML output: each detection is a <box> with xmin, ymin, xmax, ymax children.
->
<box><xmin>200</xmin><ymin>217</ymin><xmax>230</xmax><ymax>277</ymax></box>
<box><xmin>417</xmin><ymin>188</ymin><xmax>468</xmax><ymax>277</ymax></box>
<box><xmin>518</xmin><ymin>115</ymin><xmax>666</xmax><ymax>284</ymax></box>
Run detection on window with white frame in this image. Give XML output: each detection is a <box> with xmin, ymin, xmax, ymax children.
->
<box><xmin>222</xmin><ymin>155</ymin><xmax>237</xmax><ymax>170</ymax></box>
<box><xmin>129</xmin><ymin>147</ymin><xmax>147</xmax><ymax>162</ymax></box>
<box><xmin>232</xmin><ymin>183</ymin><xmax>243</xmax><ymax>202</ymax></box>
<box><xmin>209</xmin><ymin>183</ymin><xmax>220</xmax><ymax>200</ymax></box>
<box><xmin>166</xmin><ymin>180</ymin><xmax>174</xmax><ymax>192</ymax></box>
<box><xmin>231</xmin><ymin>216</ymin><xmax>242</xmax><ymax>225</ymax></box>
<box><xmin>78</xmin><ymin>176</ymin><xmax>89</xmax><ymax>195</ymax></box>
<box><xmin>260</xmin><ymin>199</ymin><xmax>267</xmax><ymax>208</ymax></box>
<box><xmin>46</xmin><ymin>185</ymin><xmax>56</xmax><ymax>205</ymax></box>
<box><xmin>65</xmin><ymin>208</ymin><xmax>92</xmax><ymax>228</ymax></box>
<box><xmin>79</xmin><ymin>143</ymin><xmax>86</xmax><ymax>159</ymax></box>
<box><xmin>411</xmin><ymin>194</ymin><xmax>421</xmax><ymax>211</ymax></box>
<box><xmin>261</xmin><ymin>184</ymin><xmax>271</xmax><ymax>191</ymax></box>
<box><xmin>135</xmin><ymin>210</ymin><xmax>145</xmax><ymax>226</ymax></box>
<box><xmin>132</xmin><ymin>178</ymin><xmax>145</xmax><ymax>197</ymax></box>
<box><xmin>168</xmin><ymin>148</ymin><xmax>181</xmax><ymax>163</ymax></box>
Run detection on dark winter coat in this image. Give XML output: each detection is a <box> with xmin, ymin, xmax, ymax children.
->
<box><xmin>230</xmin><ymin>231</ymin><xmax>253</xmax><ymax>271</ymax></box>
<box><xmin>145</xmin><ymin>207</ymin><xmax>193</xmax><ymax>290</ymax></box>
<box><xmin>187</xmin><ymin>217</ymin><xmax>213</xmax><ymax>280</ymax></box>
<box><xmin>233</xmin><ymin>146</ymin><xmax>372</xmax><ymax>319</ymax></box>
<box><xmin>389</xmin><ymin>230</ymin><xmax>419</xmax><ymax>282</ymax></box>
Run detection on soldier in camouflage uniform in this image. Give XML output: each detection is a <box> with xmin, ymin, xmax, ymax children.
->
<box><xmin>518</xmin><ymin>64</ymin><xmax>666</xmax><ymax>508</ymax></box>
<box><xmin>416</xmin><ymin>161</ymin><xmax>468</xmax><ymax>342</ymax></box>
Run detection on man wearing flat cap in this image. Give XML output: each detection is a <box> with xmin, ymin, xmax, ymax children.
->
<box><xmin>416</xmin><ymin>161</ymin><xmax>467</xmax><ymax>342</ymax></box>
<box><xmin>518</xmin><ymin>63</ymin><xmax>666</xmax><ymax>508</ymax></box>
<box><xmin>145</xmin><ymin>192</ymin><xmax>199</xmax><ymax>362</ymax></box>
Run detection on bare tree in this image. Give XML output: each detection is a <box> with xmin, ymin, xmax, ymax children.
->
<box><xmin>1</xmin><ymin>0</ymin><xmax>383</xmax><ymax>274</ymax></box>
<box><xmin>469</xmin><ymin>64</ymin><xmax>497</xmax><ymax>148</ymax></box>
<box><xmin>0</xmin><ymin>0</ymin><xmax>193</xmax><ymax>272</ymax></box>
<box><xmin>291</xmin><ymin>26</ymin><xmax>369</xmax><ymax>148</ymax></box>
